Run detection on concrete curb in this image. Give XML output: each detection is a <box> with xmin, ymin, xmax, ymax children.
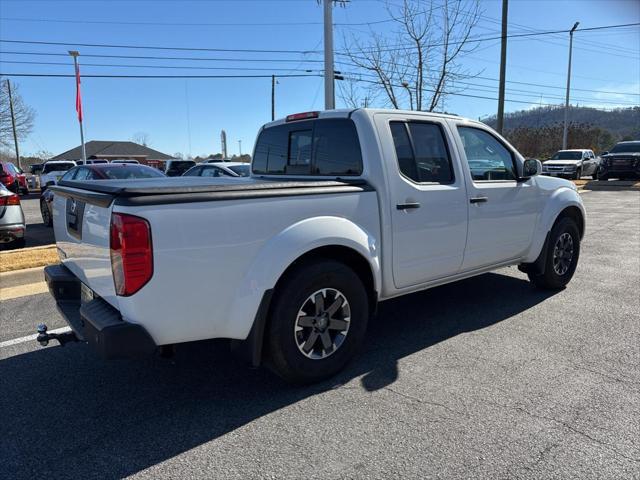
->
<box><xmin>0</xmin><ymin>244</ymin><xmax>58</xmax><ymax>274</ymax></box>
<box><xmin>0</xmin><ymin>266</ymin><xmax>47</xmax><ymax>289</ymax></box>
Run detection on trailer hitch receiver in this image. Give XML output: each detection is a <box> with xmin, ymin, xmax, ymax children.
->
<box><xmin>36</xmin><ymin>324</ymin><xmax>79</xmax><ymax>347</ymax></box>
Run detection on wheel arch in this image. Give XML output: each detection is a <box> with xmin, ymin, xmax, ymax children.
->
<box><xmin>273</xmin><ymin>244</ymin><xmax>378</xmax><ymax>315</ymax></box>
<box><xmin>228</xmin><ymin>216</ymin><xmax>380</xmax><ymax>367</ymax></box>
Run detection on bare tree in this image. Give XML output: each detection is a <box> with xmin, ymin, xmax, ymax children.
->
<box><xmin>131</xmin><ymin>132</ymin><xmax>150</xmax><ymax>146</ymax></box>
<box><xmin>0</xmin><ymin>79</ymin><xmax>35</xmax><ymax>150</ymax></box>
<box><xmin>337</xmin><ymin>75</ymin><xmax>378</xmax><ymax>108</ymax></box>
<box><xmin>342</xmin><ymin>0</ymin><xmax>481</xmax><ymax>111</ymax></box>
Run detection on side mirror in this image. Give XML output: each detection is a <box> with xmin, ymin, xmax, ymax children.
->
<box><xmin>522</xmin><ymin>158</ymin><xmax>542</xmax><ymax>179</ymax></box>
<box><xmin>601</xmin><ymin>151</ymin><xmax>608</xmax><ymax>156</ymax></box>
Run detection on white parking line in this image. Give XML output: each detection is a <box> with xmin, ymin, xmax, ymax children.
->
<box><xmin>0</xmin><ymin>326</ymin><xmax>71</xmax><ymax>349</ymax></box>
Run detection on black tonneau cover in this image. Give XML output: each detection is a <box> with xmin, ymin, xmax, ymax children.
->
<box><xmin>51</xmin><ymin>177</ymin><xmax>373</xmax><ymax>208</ymax></box>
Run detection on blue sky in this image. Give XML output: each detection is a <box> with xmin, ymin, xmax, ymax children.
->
<box><xmin>0</xmin><ymin>0</ymin><xmax>638</xmax><ymax>158</ymax></box>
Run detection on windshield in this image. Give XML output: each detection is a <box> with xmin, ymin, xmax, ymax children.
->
<box><xmin>42</xmin><ymin>163</ymin><xmax>75</xmax><ymax>174</ymax></box>
<box><xmin>228</xmin><ymin>164</ymin><xmax>250</xmax><ymax>177</ymax></box>
<box><xmin>551</xmin><ymin>152</ymin><xmax>582</xmax><ymax>160</ymax></box>
<box><xmin>101</xmin><ymin>165</ymin><xmax>165</xmax><ymax>179</ymax></box>
<box><xmin>610</xmin><ymin>142</ymin><xmax>640</xmax><ymax>154</ymax></box>
<box><xmin>166</xmin><ymin>161</ymin><xmax>195</xmax><ymax>176</ymax></box>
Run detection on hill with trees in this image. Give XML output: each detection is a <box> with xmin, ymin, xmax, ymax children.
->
<box><xmin>482</xmin><ymin>106</ymin><xmax>639</xmax><ymax>158</ymax></box>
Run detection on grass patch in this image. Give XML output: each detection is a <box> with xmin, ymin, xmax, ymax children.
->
<box><xmin>0</xmin><ymin>245</ymin><xmax>59</xmax><ymax>273</ymax></box>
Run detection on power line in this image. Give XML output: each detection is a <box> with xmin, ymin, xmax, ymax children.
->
<box><xmin>0</xmin><ymin>50</ymin><xmax>326</xmax><ymax>63</ymax></box>
<box><xmin>0</xmin><ymin>39</ymin><xmax>321</xmax><ymax>54</ymax></box>
<box><xmin>0</xmin><ymin>60</ymin><xmax>318</xmax><ymax>73</ymax></box>
<box><xmin>0</xmin><ymin>15</ymin><xmax>397</xmax><ymax>27</ymax></box>
<box><xmin>351</xmin><ymin>76</ymin><xmax>634</xmax><ymax>109</ymax></box>
<box><xmin>0</xmin><ymin>72</ymin><xmax>322</xmax><ymax>79</ymax></box>
<box><xmin>343</xmin><ymin>69</ymin><xmax>639</xmax><ymax>106</ymax></box>
<box><xmin>2</xmin><ymin>23</ymin><xmax>637</xmax><ymax>56</ymax></box>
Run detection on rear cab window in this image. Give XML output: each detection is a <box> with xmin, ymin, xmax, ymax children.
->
<box><xmin>252</xmin><ymin>118</ymin><xmax>363</xmax><ymax>176</ymax></box>
<box><xmin>390</xmin><ymin>121</ymin><xmax>454</xmax><ymax>184</ymax></box>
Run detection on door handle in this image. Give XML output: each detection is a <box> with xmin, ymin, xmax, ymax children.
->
<box><xmin>396</xmin><ymin>202</ymin><xmax>421</xmax><ymax>210</ymax></box>
<box><xmin>469</xmin><ymin>196</ymin><xmax>488</xmax><ymax>204</ymax></box>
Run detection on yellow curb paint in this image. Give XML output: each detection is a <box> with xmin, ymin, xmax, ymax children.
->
<box><xmin>0</xmin><ymin>282</ymin><xmax>49</xmax><ymax>301</ymax></box>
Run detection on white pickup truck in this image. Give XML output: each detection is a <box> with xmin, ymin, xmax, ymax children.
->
<box><xmin>41</xmin><ymin>109</ymin><xmax>585</xmax><ymax>383</ymax></box>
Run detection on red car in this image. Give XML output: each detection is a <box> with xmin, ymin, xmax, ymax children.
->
<box><xmin>40</xmin><ymin>163</ymin><xmax>165</xmax><ymax>226</ymax></box>
<box><xmin>0</xmin><ymin>161</ymin><xmax>29</xmax><ymax>194</ymax></box>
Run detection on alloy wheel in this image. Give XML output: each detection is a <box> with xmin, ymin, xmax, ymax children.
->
<box><xmin>553</xmin><ymin>232</ymin><xmax>574</xmax><ymax>276</ymax></box>
<box><xmin>294</xmin><ymin>288</ymin><xmax>351</xmax><ymax>360</ymax></box>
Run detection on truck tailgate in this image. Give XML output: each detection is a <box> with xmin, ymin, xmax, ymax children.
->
<box><xmin>51</xmin><ymin>186</ymin><xmax>118</xmax><ymax>308</ymax></box>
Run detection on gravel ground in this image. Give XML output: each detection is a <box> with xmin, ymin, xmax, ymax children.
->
<box><xmin>0</xmin><ymin>190</ymin><xmax>638</xmax><ymax>479</ymax></box>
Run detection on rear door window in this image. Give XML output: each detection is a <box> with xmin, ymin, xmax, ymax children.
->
<box><xmin>252</xmin><ymin>118</ymin><xmax>362</xmax><ymax>176</ymax></box>
<box><xmin>390</xmin><ymin>121</ymin><xmax>454</xmax><ymax>184</ymax></box>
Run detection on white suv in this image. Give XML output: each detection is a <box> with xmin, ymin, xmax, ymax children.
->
<box><xmin>39</xmin><ymin>161</ymin><xmax>77</xmax><ymax>190</ymax></box>
<box><xmin>542</xmin><ymin>149</ymin><xmax>599</xmax><ymax>180</ymax></box>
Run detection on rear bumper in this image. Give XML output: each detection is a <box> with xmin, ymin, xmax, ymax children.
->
<box><xmin>44</xmin><ymin>264</ymin><xmax>157</xmax><ymax>358</ymax></box>
<box><xmin>0</xmin><ymin>223</ymin><xmax>25</xmax><ymax>242</ymax></box>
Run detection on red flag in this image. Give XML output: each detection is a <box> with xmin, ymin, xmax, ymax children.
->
<box><xmin>75</xmin><ymin>62</ymin><xmax>83</xmax><ymax>123</ymax></box>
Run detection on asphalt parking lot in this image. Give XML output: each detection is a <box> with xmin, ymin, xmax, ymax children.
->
<box><xmin>1</xmin><ymin>190</ymin><xmax>638</xmax><ymax>479</ymax></box>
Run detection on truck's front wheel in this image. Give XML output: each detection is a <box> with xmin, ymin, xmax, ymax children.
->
<box><xmin>266</xmin><ymin>260</ymin><xmax>369</xmax><ymax>383</ymax></box>
<box><xmin>528</xmin><ymin>217</ymin><xmax>581</xmax><ymax>289</ymax></box>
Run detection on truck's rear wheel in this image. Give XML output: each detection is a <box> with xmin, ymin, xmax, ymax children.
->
<box><xmin>266</xmin><ymin>260</ymin><xmax>369</xmax><ymax>384</ymax></box>
<box><xmin>528</xmin><ymin>217</ymin><xmax>580</xmax><ymax>289</ymax></box>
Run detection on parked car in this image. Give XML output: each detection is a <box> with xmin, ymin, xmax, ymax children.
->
<box><xmin>598</xmin><ymin>141</ymin><xmax>640</xmax><ymax>180</ymax></box>
<box><xmin>76</xmin><ymin>159</ymin><xmax>109</xmax><ymax>165</ymax></box>
<box><xmin>164</xmin><ymin>159</ymin><xmax>196</xmax><ymax>177</ymax></box>
<box><xmin>542</xmin><ymin>149</ymin><xmax>599</xmax><ymax>180</ymax></box>
<box><xmin>39</xmin><ymin>161</ymin><xmax>77</xmax><ymax>190</ymax></box>
<box><xmin>30</xmin><ymin>163</ymin><xmax>44</xmax><ymax>175</ymax></box>
<box><xmin>110</xmin><ymin>159</ymin><xmax>140</xmax><ymax>164</ymax></box>
<box><xmin>39</xmin><ymin>163</ymin><xmax>166</xmax><ymax>227</ymax></box>
<box><xmin>0</xmin><ymin>161</ymin><xmax>29</xmax><ymax>194</ymax></box>
<box><xmin>184</xmin><ymin>162</ymin><xmax>250</xmax><ymax>178</ymax></box>
<box><xmin>0</xmin><ymin>182</ymin><xmax>26</xmax><ymax>247</ymax></box>
<box><xmin>41</xmin><ymin>109</ymin><xmax>585</xmax><ymax>384</ymax></box>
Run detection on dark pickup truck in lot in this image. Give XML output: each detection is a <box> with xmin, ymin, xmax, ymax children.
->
<box><xmin>598</xmin><ymin>141</ymin><xmax>640</xmax><ymax>180</ymax></box>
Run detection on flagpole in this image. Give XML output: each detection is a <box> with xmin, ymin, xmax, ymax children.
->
<box><xmin>69</xmin><ymin>50</ymin><xmax>87</xmax><ymax>163</ymax></box>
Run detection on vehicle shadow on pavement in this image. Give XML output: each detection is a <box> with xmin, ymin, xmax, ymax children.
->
<box><xmin>0</xmin><ymin>271</ymin><xmax>557</xmax><ymax>479</ymax></box>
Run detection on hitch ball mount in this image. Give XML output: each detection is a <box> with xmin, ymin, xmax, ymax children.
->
<box><xmin>36</xmin><ymin>324</ymin><xmax>79</xmax><ymax>347</ymax></box>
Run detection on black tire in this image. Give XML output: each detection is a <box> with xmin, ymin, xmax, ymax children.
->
<box><xmin>40</xmin><ymin>200</ymin><xmax>53</xmax><ymax>227</ymax></box>
<box><xmin>266</xmin><ymin>259</ymin><xmax>369</xmax><ymax>384</ymax></box>
<box><xmin>598</xmin><ymin>171</ymin><xmax>609</xmax><ymax>181</ymax></box>
<box><xmin>528</xmin><ymin>217</ymin><xmax>580</xmax><ymax>290</ymax></box>
<box><xmin>13</xmin><ymin>238</ymin><xmax>26</xmax><ymax>249</ymax></box>
<box><xmin>591</xmin><ymin>167</ymin><xmax>599</xmax><ymax>180</ymax></box>
<box><xmin>572</xmin><ymin>168</ymin><xmax>582</xmax><ymax>180</ymax></box>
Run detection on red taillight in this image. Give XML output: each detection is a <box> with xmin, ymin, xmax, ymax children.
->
<box><xmin>110</xmin><ymin>213</ymin><xmax>153</xmax><ymax>296</ymax></box>
<box><xmin>285</xmin><ymin>111</ymin><xmax>319</xmax><ymax>122</ymax></box>
<box><xmin>0</xmin><ymin>193</ymin><xmax>20</xmax><ymax>206</ymax></box>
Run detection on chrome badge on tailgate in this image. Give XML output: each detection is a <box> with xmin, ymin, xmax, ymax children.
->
<box><xmin>65</xmin><ymin>197</ymin><xmax>86</xmax><ymax>240</ymax></box>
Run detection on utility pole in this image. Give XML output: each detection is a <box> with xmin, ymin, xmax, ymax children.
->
<box><xmin>6</xmin><ymin>79</ymin><xmax>21</xmax><ymax>169</ymax></box>
<box><xmin>69</xmin><ymin>50</ymin><xmax>87</xmax><ymax>163</ymax></box>
<box><xmin>496</xmin><ymin>0</ymin><xmax>508</xmax><ymax>134</ymax></box>
<box><xmin>563</xmin><ymin>22</ymin><xmax>580</xmax><ymax>150</ymax></box>
<box><xmin>323</xmin><ymin>0</ymin><xmax>335</xmax><ymax>109</ymax></box>
<box><xmin>271</xmin><ymin>75</ymin><xmax>276</xmax><ymax>121</ymax></box>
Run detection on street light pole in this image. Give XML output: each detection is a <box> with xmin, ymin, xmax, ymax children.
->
<box><xmin>562</xmin><ymin>22</ymin><xmax>580</xmax><ymax>150</ymax></box>
<box><xmin>323</xmin><ymin>0</ymin><xmax>335</xmax><ymax>109</ymax></box>
<box><xmin>238</xmin><ymin>140</ymin><xmax>242</xmax><ymax>156</ymax></box>
<box><xmin>69</xmin><ymin>50</ymin><xmax>87</xmax><ymax>163</ymax></box>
